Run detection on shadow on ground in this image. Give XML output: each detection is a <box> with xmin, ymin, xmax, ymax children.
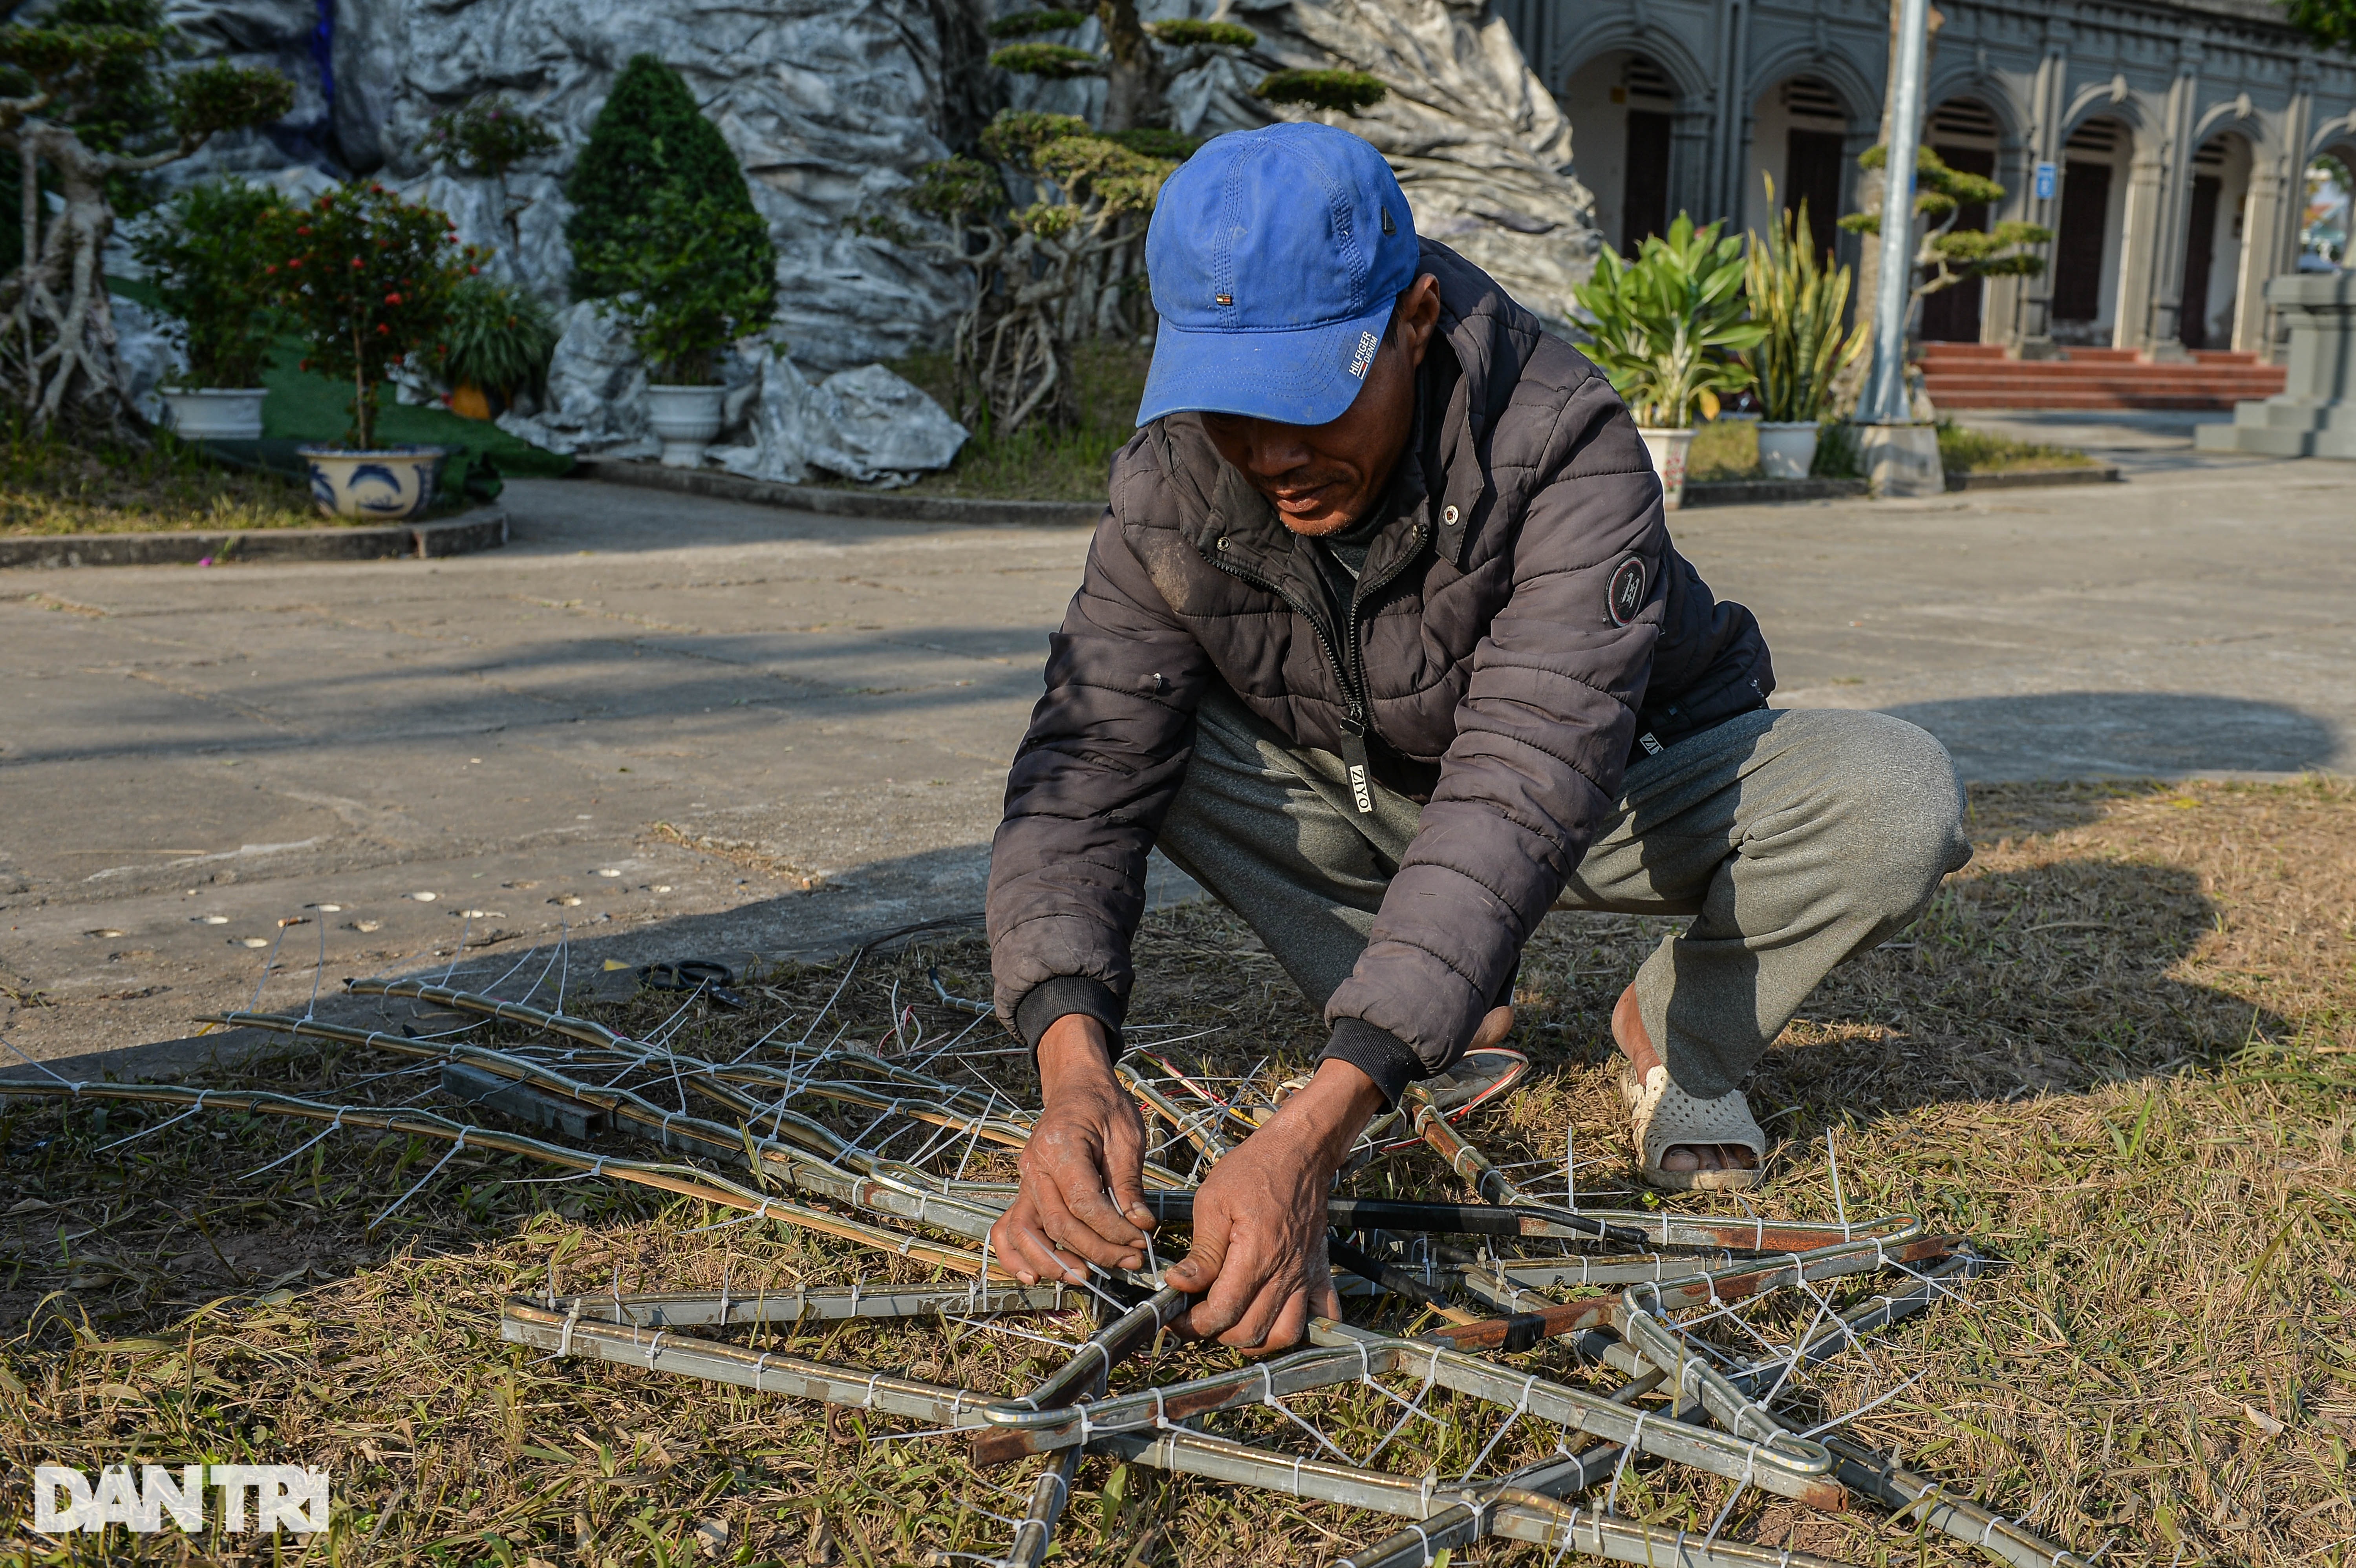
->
<box><xmin>1883</xmin><ymin>690</ymin><xmax>2343</xmax><ymax>780</ymax></box>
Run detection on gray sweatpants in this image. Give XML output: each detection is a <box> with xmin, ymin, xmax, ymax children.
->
<box><xmin>1154</xmin><ymin>694</ymin><xmax>1972</xmax><ymax>1098</ymax></box>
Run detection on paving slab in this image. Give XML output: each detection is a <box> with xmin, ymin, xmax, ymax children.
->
<box><xmin>3</xmin><ymin>446</ymin><xmax>2350</xmax><ymax>1069</ymax></box>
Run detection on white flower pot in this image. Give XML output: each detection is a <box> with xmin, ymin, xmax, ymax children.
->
<box><xmin>1636</xmin><ymin>426</ymin><xmax>1696</xmax><ymax>510</ymax></box>
<box><xmin>298</xmin><ymin>445</ymin><xmax>450</xmax><ymax>521</ymax></box>
<box><xmin>647</xmin><ymin>383</ymin><xmax>726</xmax><ymax>468</ymax></box>
<box><xmin>159</xmin><ymin>387</ymin><xmax>267</xmax><ymax>442</ymax></box>
<box><xmin>1756</xmin><ymin>421</ymin><xmax>1821</xmax><ymax>481</ymax></box>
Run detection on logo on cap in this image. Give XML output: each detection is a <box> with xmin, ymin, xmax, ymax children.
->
<box><xmin>1348</xmin><ymin>331</ymin><xmax>1379</xmax><ymax>380</ymax></box>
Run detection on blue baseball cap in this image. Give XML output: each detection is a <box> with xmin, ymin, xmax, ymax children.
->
<box><xmin>1136</xmin><ymin>123</ymin><xmax>1420</xmax><ymax>429</ymax></box>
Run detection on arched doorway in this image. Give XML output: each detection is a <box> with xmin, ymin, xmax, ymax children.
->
<box><xmin>2177</xmin><ymin>133</ymin><xmax>2253</xmax><ymax>350</ymax></box>
<box><xmin>2049</xmin><ymin>115</ymin><xmax>2133</xmax><ymax>344</ymax></box>
<box><xmin>2305</xmin><ymin>148</ymin><xmax>2353</xmax><ymax>268</ymax></box>
<box><xmin>1560</xmin><ymin>51</ymin><xmax>1682</xmax><ymax>256</ymax></box>
<box><xmin>1919</xmin><ymin>97</ymin><xmax>2001</xmax><ymax>343</ymax></box>
<box><xmin>1743</xmin><ymin>75</ymin><xmax>1853</xmax><ymax>260</ymax></box>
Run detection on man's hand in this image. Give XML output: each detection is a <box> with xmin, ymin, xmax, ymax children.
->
<box><xmin>991</xmin><ymin>1015</ymin><xmax>1158</xmax><ymax>1285</ymax></box>
<box><xmin>1163</xmin><ymin>1058</ymin><xmax>1386</xmax><ymax>1350</ymax></box>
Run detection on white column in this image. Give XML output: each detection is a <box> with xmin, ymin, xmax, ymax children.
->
<box><xmin>1982</xmin><ymin>134</ymin><xmax>2034</xmax><ymax>346</ymax></box>
<box><xmin>2015</xmin><ymin>21</ymin><xmax>2071</xmax><ymax>355</ymax></box>
<box><xmin>2111</xmin><ymin>141</ymin><xmax>2166</xmax><ymax>353</ymax></box>
<box><xmin>2141</xmin><ymin>48</ymin><xmax>2202</xmax><ymax>359</ymax></box>
<box><xmin>2232</xmin><ymin>157</ymin><xmax>2286</xmax><ymax>355</ymax></box>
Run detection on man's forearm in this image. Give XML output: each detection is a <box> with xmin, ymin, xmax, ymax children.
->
<box><xmin>1037</xmin><ymin>1012</ymin><xmax>1118</xmax><ymax>1098</ymax></box>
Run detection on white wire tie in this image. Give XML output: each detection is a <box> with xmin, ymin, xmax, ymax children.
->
<box><xmin>556</xmin><ymin>1301</ymin><xmax>581</xmax><ymax>1358</ymax></box>
<box><xmin>864</xmin><ymin>1370</ymin><xmax>883</xmax><ymax>1408</ymax></box>
<box><xmin>1410</xmin><ymin>1523</ymin><xmax>1433</xmax><ymax>1565</ymax></box>
<box><xmin>752</xmin><ymin>1352</ymin><xmax>770</xmax><ymax>1383</ymax></box>
<box><xmin>1152</xmin><ymin>1387</ymin><xmax>1168</xmax><ymax>1427</ymax></box>
<box><xmin>645</xmin><ymin>1329</ymin><xmax>666</xmax><ymax>1366</ymax></box>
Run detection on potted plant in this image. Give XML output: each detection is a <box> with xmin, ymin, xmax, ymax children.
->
<box><xmin>259</xmin><ymin>183</ymin><xmax>471</xmax><ymax>519</ymax></box>
<box><xmin>566</xmin><ymin>55</ymin><xmax>777</xmax><ymax>467</ymax></box>
<box><xmin>130</xmin><ymin>177</ymin><xmax>286</xmax><ymax>440</ymax></box>
<box><xmin>435</xmin><ymin>274</ymin><xmax>557</xmax><ymax>420</ymax></box>
<box><xmin>576</xmin><ymin>181</ymin><xmax>777</xmax><ymax>466</ymax></box>
<box><xmin>1744</xmin><ymin>184</ymin><xmax>1869</xmax><ymax>478</ymax></box>
<box><xmin>1571</xmin><ymin>213</ymin><xmax>1765</xmax><ymax>509</ymax></box>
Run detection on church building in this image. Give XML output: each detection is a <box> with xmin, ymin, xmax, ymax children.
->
<box><xmin>1497</xmin><ymin>0</ymin><xmax>2356</xmax><ymax>356</ymax></box>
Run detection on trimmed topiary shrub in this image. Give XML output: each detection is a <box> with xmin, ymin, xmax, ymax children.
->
<box><xmin>563</xmin><ymin>54</ymin><xmax>765</xmax><ymax>304</ymax></box>
<box><xmin>1253</xmin><ymin>69</ymin><xmax>1388</xmax><ymax>115</ymax></box>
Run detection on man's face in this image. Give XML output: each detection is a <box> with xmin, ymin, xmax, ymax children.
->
<box><xmin>1198</xmin><ymin>274</ymin><xmax>1442</xmax><ymax>538</ymax></box>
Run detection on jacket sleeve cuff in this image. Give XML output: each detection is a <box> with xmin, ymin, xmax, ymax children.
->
<box><xmin>1012</xmin><ymin>975</ymin><xmax>1126</xmax><ymax>1062</ymax></box>
<box><xmin>1320</xmin><ymin>1018</ymin><xmax>1426</xmax><ymax>1109</ymax></box>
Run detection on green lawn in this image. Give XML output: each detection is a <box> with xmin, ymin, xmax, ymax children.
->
<box><xmin>110</xmin><ymin>277</ymin><xmax>572</xmax><ymax>509</ymax></box>
<box><xmin>1936</xmin><ymin>418</ymin><xmax>2099</xmax><ymax>475</ymax></box>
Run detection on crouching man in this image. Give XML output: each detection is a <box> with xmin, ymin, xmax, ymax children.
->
<box><xmin>983</xmin><ymin>124</ymin><xmax>1971</xmax><ymax>1351</ymax></box>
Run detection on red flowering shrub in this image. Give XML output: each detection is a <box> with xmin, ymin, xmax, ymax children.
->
<box><xmin>258</xmin><ymin>184</ymin><xmax>476</xmax><ymax>448</ymax></box>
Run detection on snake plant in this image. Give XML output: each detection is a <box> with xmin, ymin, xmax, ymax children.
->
<box><xmin>1572</xmin><ymin>213</ymin><xmax>1765</xmax><ymax>429</ymax></box>
<box><xmin>1744</xmin><ymin>182</ymin><xmax>1869</xmax><ymax>423</ymax></box>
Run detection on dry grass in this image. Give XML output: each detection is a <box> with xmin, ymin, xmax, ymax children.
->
<box><xmin>887</xmin><ymin>343</ymin><xmax>1149</xmax><ymax>504</ymax></box>
<box><xmin>0</xmin><ymin>423</ymin><xmax>321</xmax><ymax>537</ymax></box>
<box><xmin>2</xmin><ymin>777</ymin><xmax>2352</xmax><ymax>1566</ymax></box>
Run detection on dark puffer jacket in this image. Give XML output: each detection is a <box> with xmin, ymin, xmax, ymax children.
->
<box><xmin>987</xmin><ymin>239</ymin><xmax>1772</xmax><ymax>1098</ymax></box>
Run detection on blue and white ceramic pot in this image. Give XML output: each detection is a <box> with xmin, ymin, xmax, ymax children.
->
<box><xmin>298</xmin><ymin>445</ymin><xmax>451</xmax><ymax>521</ymax></box>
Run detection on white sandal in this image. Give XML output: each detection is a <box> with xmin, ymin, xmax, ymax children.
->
<box><xmin>1619</xmin><ymin>1060</ymin><xmax>1767</xmax><ymax>1192</ymax></box>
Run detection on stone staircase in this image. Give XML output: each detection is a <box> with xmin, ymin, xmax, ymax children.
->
<box><xmin>1919</xmin><ymin>342</ymin><xmax>2286</xmax><ymax>411</ymax></box>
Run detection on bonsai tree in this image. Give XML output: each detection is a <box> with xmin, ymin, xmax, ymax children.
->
<box><xmin>128</xmin><ymin>175</ymin><xmax>283</xmax><ymax>389</ymax></box>
<box><xmin>571</xmin><ymin>180</ymin><xmax>774</xmax><ymax>385</ymax></box>
<box><xmin>1573</xmin><ymin>213</ymin><xmax>1765</xmax><ymax>428</ymax></box>
<box><xmin>990</xmin><ymin>5</ymin><xmax>1253</xmax><ymax>132</ymax></box>
<box><xmin>987</xmin><ymin>6</ymin><xmax>1385</xmax><ymax>130</ymax></box>
<box><xmin>0</xmin><ymin>0</ymin><xmax>293</xmax><ymax>433</ymax></box>
<box><xmin>435</xmin><ymin>272</ymin><xmax>557</xmax><ymax>416</ymax></box>
<box><xmin>259</xmin><ymin>183</ymin><xmax>473</xmax><ymax>449</ymax></box>
<box><xmin>416</xmin><ymin>93</ymin><xmax>558</xmax><ymax>256</ymax></box>
<box><xmin>876</xmin><ymin>110</ymin><xmax>1175</xmax><ymax>432</ymax></box>
<box><xmin>1743</xmin><ymin>185</ymin><xmax>1868</xmax><ymax>424</ymax></box>
<box><xmin>1838</xmin><ymin>145</ymin><xmax>2051</xmax><ymax>315</ymax></box>
<box><xmin>564</xmin><ymin>55</ymin><xmax>766</xmax><ymax>305</ymax></box>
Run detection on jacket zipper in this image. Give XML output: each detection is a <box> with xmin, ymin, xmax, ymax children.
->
<box><xmin>1206</xmin><ymin>519</ymin><xmax>1428</xmax><ymax>813</ymax></box>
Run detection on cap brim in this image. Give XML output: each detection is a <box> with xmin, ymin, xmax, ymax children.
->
<box><xmin>1135</xmin><ymin>298</ymin><xmax>1399</xmax><ymax>428</ymax></box>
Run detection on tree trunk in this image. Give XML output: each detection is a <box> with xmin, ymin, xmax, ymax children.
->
<box><xmin>1096</xmin><ymin>0</ymin><xmax>1164</xmax><ymax>132</ymax></box>
<box><xmin>1</xmin><ymin>115</ymin><xmax>211</xmax><ymax>437</ymax></box>
<box><xmin>0</xmin><ymin>122</ymin><xmax>138</xmax><ymax>435</ymax></box>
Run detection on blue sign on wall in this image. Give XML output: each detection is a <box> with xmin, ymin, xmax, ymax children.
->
<box><xmin>2034</xmin><ymin>161</ymin><xmax>2058</xmax><ymax>201</ymax></box>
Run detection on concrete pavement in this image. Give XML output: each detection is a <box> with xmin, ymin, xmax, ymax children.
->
<box><xmin>3</xmin><ymin>432</ymin><xmax>2349</xmax><ymax>1068</ymax></box>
